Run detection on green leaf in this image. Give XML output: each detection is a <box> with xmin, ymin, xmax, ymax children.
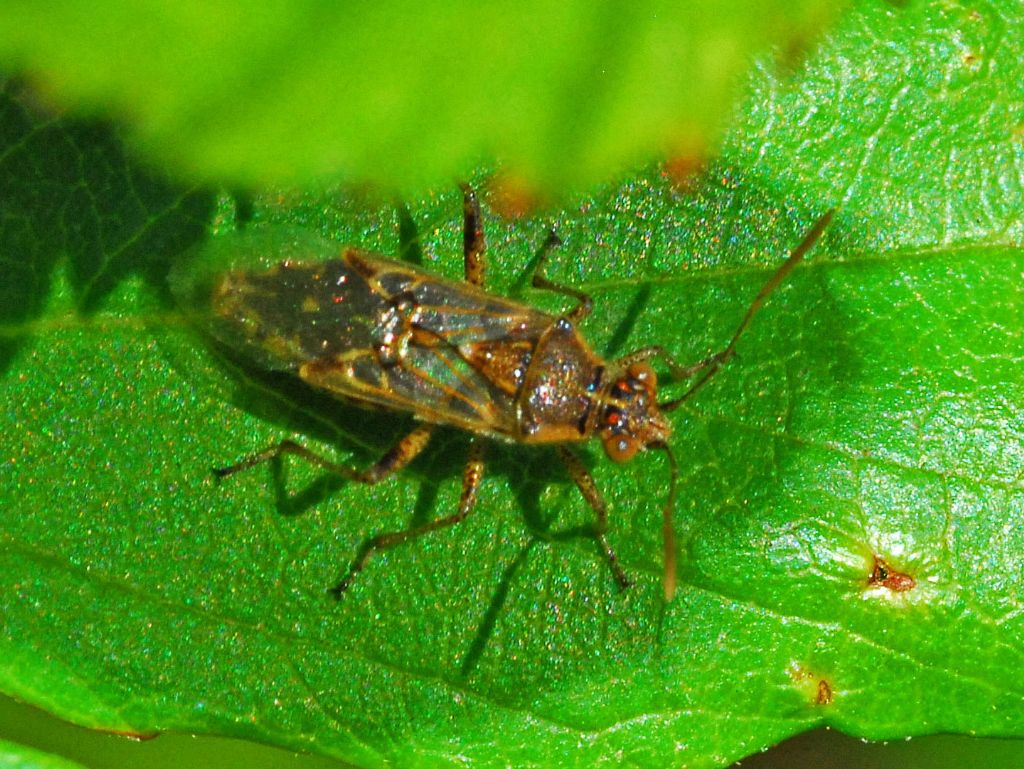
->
<box><xmin>1</xmin><ymin>2</ymin><xmax>1023</xmax><ymax>769</ymax></box>
<box><xmin>0</xmin><ymin>739</ymin><xmax>88</xmax><ymax>769</ymax></box>
<box><xmin>0</xmin><ymin>1</ymin><xmax>836</xmax><ymax>191</ymax></box>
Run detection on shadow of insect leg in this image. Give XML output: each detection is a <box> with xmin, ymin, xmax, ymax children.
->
<box><xmin>556</xmin><ymin>446</ymin><xmax>633</xmax><ymax>590</ymax></box>
<box><xmin>213</xmin><ymin>425</ymin><xmax>439</xmax><ymax>591</ymax></box>
<box><xmin>331</xmin><ymin>438</ymin><xmax>487</xmax><ymax>598</ymax></box>
<box><xmin>460</xmin><ymin>538</ymin><xmax>538</xmax><ymax>678</ymax></box>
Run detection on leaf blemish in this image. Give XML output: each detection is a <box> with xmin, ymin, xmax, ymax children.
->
<box><xmin>787</xmin><ymin>662</ymin><xmax>834</xmax><ymax>707</ymax></box>
<box><xmin>867</xmin><ymin>555</ymin><xmax>915</xmax><ymax>593</ymax></box>
<box><xmin>816</xmin><ymin>679</ymin><xmax>834</xmax><ymax>706</ymax></box>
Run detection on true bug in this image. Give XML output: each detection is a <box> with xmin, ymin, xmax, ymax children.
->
<box><xmin>179</xmin><ymin>188</ymin><xmax>832</xmax><ymax>601</ymax></box>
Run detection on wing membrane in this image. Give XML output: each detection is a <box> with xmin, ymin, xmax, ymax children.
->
<box><xmin>214</xmin><ymin>249</ymin><xmax>555</xmax><ymax>439</ymax></box>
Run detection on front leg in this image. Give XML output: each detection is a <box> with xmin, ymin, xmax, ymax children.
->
<box><xmin>557</xmin><ymin>446</ymin><xmax>632</xmax><ymax>590</ymax></box>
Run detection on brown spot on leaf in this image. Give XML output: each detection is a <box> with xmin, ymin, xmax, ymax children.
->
<box><xmin>787</xmin><ymin>662</ymin><xmax>834</xmax><ymax>707</ymax></box>
<box><xmin>868</xmin><ymin>556</ymin><xmax>915</xmax><ymax>592</ymax></box>
<box><xmin>962</xmin><ymin>50</ymin><xmax>981</xmax><ymax>69</ymax></box>
<box><xmin>817</xmin><ymin>679</ymin><xmax>833</xmax><ymax>706</ymax></box>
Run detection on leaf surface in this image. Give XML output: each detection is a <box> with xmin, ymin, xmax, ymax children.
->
<box><xmin>1</xmin><ymin>2</ymin><xmax>1023</xmax><ymax>768</ymax></box>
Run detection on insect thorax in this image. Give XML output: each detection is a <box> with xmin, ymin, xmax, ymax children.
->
<box><xmin>517</xmin><ymin>318</ymin><xmax>604</xmax><ymax>444</ymax></box>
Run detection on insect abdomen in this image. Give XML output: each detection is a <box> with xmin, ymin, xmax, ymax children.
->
<box><xmin>210</xmin><ymin>254</ymin><xmax>387</xmax><ymax>372</ymax></box>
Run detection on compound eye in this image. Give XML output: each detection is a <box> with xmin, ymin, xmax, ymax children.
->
<box><xmin>626</xmin><ymin>363</ymin><xmax>657</xmax><ymax>394</ymax></box>
<box><xmin>603</xmin><ymin>432</ymin><xmax>640</xmax><ymax>463</ymax></box>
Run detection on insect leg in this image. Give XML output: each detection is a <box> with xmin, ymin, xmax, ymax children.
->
<box><xmin>331</xmin><ymin>438</ymin><xmax>487</xmax><ymax>597</ymax></box>
<box><xmin>615</xmin><ymin>344</ymin><xmax>723</xmax><ymax>381</ymax></box>
<box><xmin>531</xmin><ymin>232</ymin><xmax>593</xmax><ymax>323</ymax></box>
<box><xmin>213</xmin><ymin>424</ymin><xmax>435</xmax><ymax>485</ymax></box>
<box><xmin>460</xmin><ymin>184</ymin><xmax>486</xmax><ymax>287</ymax></box>
<box><xmin>616</xmin><ymin>343</ymin><xmax>737</xmax><ymax>413</ymax></box>
<box><xmin>655</xmin><ymin>208</ymin><xmax>835</xmax><ymax>411</ymax></box>
<box><xmin>556</xmin><ymin>446</ymin><xmax>633</xmax><ymax>590</ymax></box>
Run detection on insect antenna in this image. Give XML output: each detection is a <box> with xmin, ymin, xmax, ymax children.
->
<box><xmin>653</xmin><ymin>440</ymin><xmax>680</xmax><ymax>601</ymax></box>
<box><xmin>660</xmin><ymin>209</ymin><xmax>835</xmax><ymax>412</ymax></box>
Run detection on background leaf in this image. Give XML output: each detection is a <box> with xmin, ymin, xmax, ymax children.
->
<box><xmin>1</xmin><ymin>1</ymin><xmax>1024</xmax><ymax>768</ymax></box>
<box><xmin>0</xmin><ymin>1</ymin><xmax>835</xmax><ymax>191</ymax></box>
<box><xmin>0</xmin><ymin>739</ymin><xmax>89</xmax><ymax>769</ymax></box>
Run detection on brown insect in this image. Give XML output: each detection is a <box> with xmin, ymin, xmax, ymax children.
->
<box><xmin>191</xmin><ymin>187</ymin><xmax>832</xmax><ymax>601</ymax></box>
